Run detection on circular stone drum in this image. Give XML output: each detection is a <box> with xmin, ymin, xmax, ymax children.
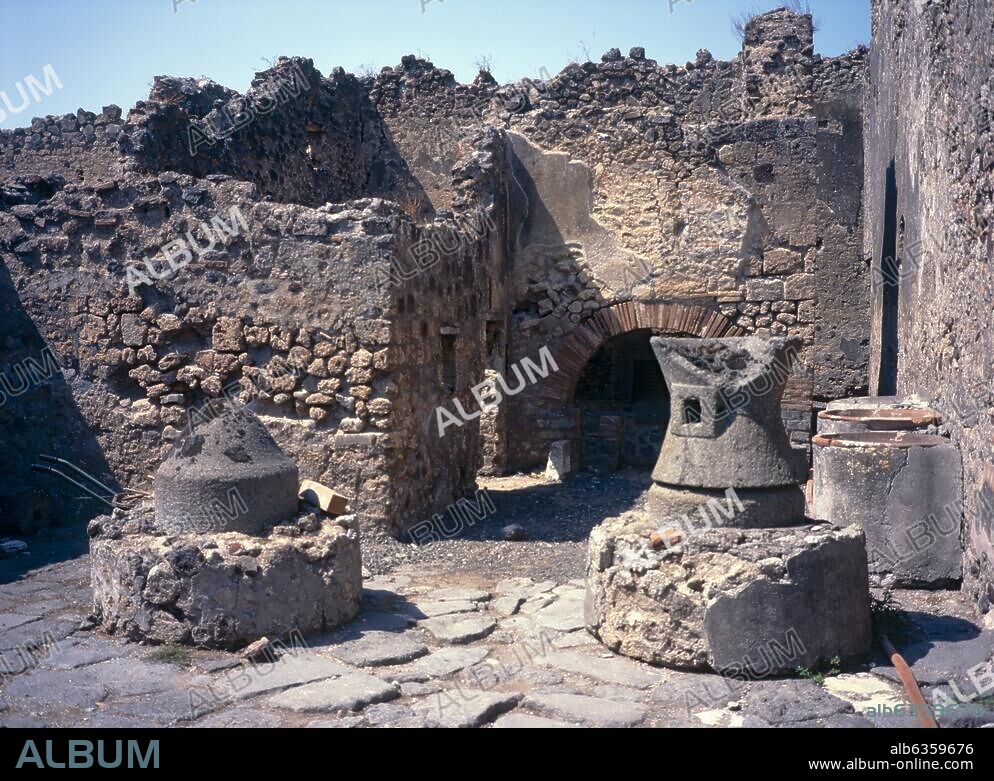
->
<box><xmin>811</xmin><ymin>431</ymin><xmax>962</xmax><ymax>586</ymax></box>
<box><xmin>816</xmin><ymin>406</ymin><xmax>940</xmax><ymax>436</ymax></box>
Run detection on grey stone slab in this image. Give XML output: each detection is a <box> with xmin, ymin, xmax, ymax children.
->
<box><xmin>493</xmin><ymin>596</ymin><xmax>524</xmax><ymax>617</ymax></box>
<box><xmin>106</xmin><ymin>690</ymin><xmax>216</xmax><ymax>725</ymax></box>
<box><xmin>425</xmin><ymin>587</ymin><xmax>491</xmax><ymax>603</ymax></box>
<box><xmin>328</xmin><ymin>630</ymin><xmax>429</xmax><ymax>667</ymax></box>
<box><xmin>524</xmin><ymin>691</ymin><xmax>647</xmax><ymax>727</ymax></box>
<box><xmin>196</xmin><ymin>707</ymin><xmax>285</xmax><ymax>728</ymax></box>
<box><xmin>0</xmin><ymin>617</ymin><xmax>78</xmax><ymax>651</ymax></box>
<box><xmin>418</xmin><ymin>691</ymin><xmax>522</xmax><ymax>728</ymax></box>
<box><xmin>87</xmin><ymin>658</ymin><xmax>184</xmax><ymax>697</ymax></box>
<box><xmin>45</xmin><ymin>636</ymin><xmax>125</xmax><ymax>670</ymax></box>
<box><xmin>743</xmin><ymin>679</ymin><xmax>855</xmax><ymax>725</ymax></box>
<box><xmin>268</xmin><ymin>672</ymin><xmax>400</xmax><ymax>713</ymax></box>
<box><xmin>363</xmin><ymin>702</ymin><xmax>424</xmax><ymax>727</ymax></box>
<box><xmin>217</xmin><ymin>653</ymin><xmax>352</xmax><ymax>701</ymax></box>
<box><xmin>390</xmin><ymin>646</ymin><xmax>490</xmax><ymax>681</ymax></box>
<box><xmin>306</xmin><ymin>716</ymin><xmax>365</xmax><ymax>728</ymax></box>
<box><xmin>493</xmin><ymin>712</ymin><xmax>577</xmax><ymax>728</ymax></box>
<box><xmin>532</xmin><ymin>598</ymin><xmax>586</xmax><ymax>632</ymax></box>
<box><xmin>540</xmin><ymin>650</ymin><xmax>661</xmax><ymax>689</ymax></box>
<box><xmin>420</xmin><ymin>614</ymin><xmax>496</xmax><ymax>645</ymax></box>
<box><xmin>406</xmin><ymin>600</ymin><xmax>479</xmax><ymax>619</ymax></box>
<box><xmin>2</xmin><ymin>667</ymin><xmax>109</xmax><ymax>713</ymax></box>
<box><xmin>0</xmin><ymin>613</ymin><xmax>41</xmax><ymax>631</ymax></box>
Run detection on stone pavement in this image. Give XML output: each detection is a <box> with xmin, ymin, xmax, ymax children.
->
<box><xmin>0</xmin><ymin>555</ymin><xmax>991</xmax><ymax>728</ymax></box>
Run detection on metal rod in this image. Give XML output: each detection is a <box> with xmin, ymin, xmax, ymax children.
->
<box><xmin>37</xmin><ymin>454</ymin><xmax>118</xmax><ymax>498</ymax></box>
<box><xmin>30</xmin><ymin>464</ymin><xmax>119</xmax><ymax>509</ymax></box>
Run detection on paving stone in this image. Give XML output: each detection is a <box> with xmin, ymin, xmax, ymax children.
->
<box><xmin>86</xmin><ymin>658</ymin><xmax>185</xmax><ymax>697</ymax></box>
<box><xmin>77</xmin><ymin>713</ymin><xmax>160</xmax><ymax>728</ymax></box>
<box><xmin>417</xmin><ymin>691</ymin><xmax>522</xmax><ymax>728</ymax></box>
<box><xmin>400</xmin><ymin>681</ymin><xmax>443</xmax><ymax>697</ymax></box>
<box><xmin>217</xmin><ymin>653</ymin><xmax>352</xmax><ymax>701</ymax></box>
<box><xmin>406</xmin><ymin>600</ymin><xmax>479</xmax><ymax>618</ymax></box>
<box><xmin>0</xmin><ymin>613</ymin><xmax>42</xmax><ymax>632</ymax></box>
<box><xmin>2</xmin><ymin>667</ymin><xmax>109</xmax><ymax>713</ymax></box>
<box><xmin>0</xmin><ymin>617</ymin><xmax>78</xmax><ymax>651</ymax></box>
<box><xmin>519</xmin><ymin>594</ymin><xmax>556</xmax><ymax>615</ymax></box>
<box><xmin>743</xmin><ymin>679</ymin><xmax>855</xmax><ymax>725</ymax></box>
<box><xmin>45</xmin><ymin>636</ymin><xmax>128</xmax><ymax>670</ymax></box>
<box><xmin>328</xmin><ymin>630</ymin><xmax>429</xmax><ymax>667</ymax></box>
<box><xmin>196</xmin><ymin>707</ymin><xmax>285</xmax><ymax>727</ymax></box>
<box><xmin>390</xmin><ymin>646</ymin><xmax>490</xmax><ymax>681</ymax></box>
<box><xmin>306</xmin><ymin>716</ymin><xmax>365</xmax><ymax>728</ymax></box>
<box><xmin>493</xmin><ymin>596</ymin><xmax>524</xmax><ymax>617</ymax></box>
<box><xmin>540</xmin><ymin>650</ymin><xmax>661</xmax><ymax>689</ymax></box>
<box><xmin>649</xmin><ymin>670</ymin><xmax>745</xmax><ymax>710</ymax></box>
<box><xmin>493</xmin><ymin>712</ymin><xmax>577</xmax><ymax>728</ymax></box>
<box><xmin>532</xmin><ymin>597</ymin><xmax>586</xmax><ymax>631</ymax></box>
<box><xmin>420</xmin><ymin>614</ymin><xmax>496</xmax><ymax>644</ymax></box>
<box><xmin>590</xmin><ymin>684</ymin><xmax>648</xmax><ymax>702</ymax></box>
<box><xmin>426</xmin><ymin>587</ymin><xmax>491</xmax><ymax>603</ymax></box>
<box><xmin>363</xmin><ymin>701</ymin><xmax>423</xmax><ymax>727</ymax></box>
<box><xmin>524</xmin><ymin>691</ymin><xmax>647</xmax><ymax>727</ymax></box>
<box><xmin>268</xmin><ymin>672</ymin><xmax>400</xmax><ymax>713</ymax></box>
<box><xmin>551</xmin><ymin>630</ymin><xmax>599</xmax><ymax>649</ymax></box>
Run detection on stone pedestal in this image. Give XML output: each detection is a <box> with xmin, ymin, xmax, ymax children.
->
<box><xmin>89</xmin><ymin>507</ymin><xmax>361</xmax><ymax>649</ymax></box>
<box><xmin>812</xmin><ymin>431</ymin><xmax>962</xmax><ymax>587</ymax></box>
<box><xmin>585</xmin><ymin>513</ymin><xmax>872</xmax><ymax>674</ymax></box>
<box><xmin>586</xmin><ymin>336</ymin><xmax>873</xmax><ymax>672</ymax></box>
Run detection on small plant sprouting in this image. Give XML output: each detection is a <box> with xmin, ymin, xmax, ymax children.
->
<box><xmin>797</xmin><ymin>655</ymin><xmax>842</xmax><ymax>687</ymax></box>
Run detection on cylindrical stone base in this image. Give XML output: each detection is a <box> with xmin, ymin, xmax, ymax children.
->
<box><xmin>89</xmin><ymin>507</ymin><xmax>362</xmax><ymax>649</ymax></box>
<box><xmin>645</xmin><ymin>483</ymin><xmax>806</xmax><ymax>529</ymax></box>
<box><xmin>812</xmin><ymin>431</ymin><xmax>962</xmax><ymax>587</ymax></box>
<box><xmin>584</xmin><ymin>512</ymin><xmax>872</xmax><ymax>674</ymax></box>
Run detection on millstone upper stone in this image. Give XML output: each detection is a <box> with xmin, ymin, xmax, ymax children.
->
<box><xmin>154</xmin><ymin>404</ymin><xmax>299</xmax><ymax>535</ymax></box>
<box><xmin>650</xmin><ymin>336</ymin><xmax>803</xmax><ymax>489</ymax></box>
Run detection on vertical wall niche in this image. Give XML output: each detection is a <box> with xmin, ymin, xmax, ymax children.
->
<box><xmin>877</xmin><ymin>160</ymin><xmax>900</xmax><ymax>395</ymax></box>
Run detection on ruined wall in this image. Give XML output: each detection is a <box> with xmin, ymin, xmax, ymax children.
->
<box><xmin>0</xmin><ymin>7</ymin><xmax>869</xmax><ymax>539</ymax></box>
<box><xmin>0</xmin><ymin>171</ymin><xmax>428</xmax><ymax>533</ymax></box>
<box><xmin>865</xmin><ymin>0</ymin><xmax>994</xmax><ymax>613</ymax></box>
<box><xmin>365</xmin><ymin>10</ymin><xmax>868</xmax><ymax>472</ymax></box>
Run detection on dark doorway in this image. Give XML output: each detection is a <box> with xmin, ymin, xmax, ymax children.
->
<box><xmin>574</xmin><ymin>329</ymin><xmax>670</xmax><ymax>471</ymax></box>
<box><xmin>877</xmin><ymin>160</ymin><xmax>900</xmax><ymax>395</ymax></box>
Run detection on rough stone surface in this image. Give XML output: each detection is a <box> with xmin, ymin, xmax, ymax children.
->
<box><xmin>586</xmin><ymin>512</ymin><xmax>873</xmax><ymax>672</ymax></box>
<box><xmin>812</xmin><ymin>432</ymin><xmax>963</xmax><ymax>586</ymax></box>
<box><xmin>89</xmin><ymin>506</ymin><xmax>362</xmax><ymax>649</ymax></box>
<box><xmin>154</xmin><ymin>409</ymin><xmax>299</xmax><ymax>535</ymax></box>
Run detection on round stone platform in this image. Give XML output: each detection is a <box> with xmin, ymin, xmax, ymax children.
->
<box><xmin>89</xmin><ymin>505</ymin><xmax>362</xmax><ymax>649</ymax></box>
<box><xmin>585</xmin><ymin>511</ymin><xmax>872</xmax><ymax>674</ymax></box>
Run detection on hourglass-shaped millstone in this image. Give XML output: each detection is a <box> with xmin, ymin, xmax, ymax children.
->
<box><xmin>154</xmin><ymin>403</ymin><xmax>300</xmax><ymax>535</ymax></box>
<box><xmin>647</xmin><ymin>336</ymin><xmax>806</xmax><ymax>527</ymax></box>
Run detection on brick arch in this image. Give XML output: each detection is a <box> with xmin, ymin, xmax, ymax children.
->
<box><xmin>538</xmin><ymin>301</ymin><xmax>745</xmax><ymax>406</ymax></box>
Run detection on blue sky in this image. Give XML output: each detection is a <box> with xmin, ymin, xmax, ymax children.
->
<box><xmin>0</xmin><ymin>0</ymin><xmax>870</xmax><ymax>129</ymax></box>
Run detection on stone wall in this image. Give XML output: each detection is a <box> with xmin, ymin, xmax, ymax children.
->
<box><xmin>864</xmin><ymin>0</ymin><xmax>994</xmax><ymax>613</ymax></box>
<box><xmin>0</xmin><ymin>8</ymin><xmax>870</xmax><ymax>538</ymax></box>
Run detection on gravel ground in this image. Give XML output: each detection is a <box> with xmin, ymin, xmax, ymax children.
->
<box><xmin>360</xmin><ymin>470</ymin><xmax>653</xmax><ymax>580</ymax></box>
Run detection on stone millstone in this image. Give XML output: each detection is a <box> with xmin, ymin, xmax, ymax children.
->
<box><xmin>650</xmin><ymin>336</ymin><xmax>802</xmax><ymax>489</ymax></box>
<box><xmin>585</xmin><ymin>512</ymin><xmax>872</xmax><ymax>674</ymax></box>
<box><xmin>154</xmin><ymin>405</ymin><xmax>299</xmax><ymax>535</ymax></box>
